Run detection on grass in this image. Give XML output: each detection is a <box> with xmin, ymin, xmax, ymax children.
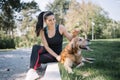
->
<box><xmin>59</xmin><ymin>39</ymin><xmax>120</xmax><ymax>80</ymax></box>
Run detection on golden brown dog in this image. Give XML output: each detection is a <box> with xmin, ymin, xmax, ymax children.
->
<box><xmin>60</xmin><ymin>37</ymin><xmax>93</xmax><ymax>73</ymax></box>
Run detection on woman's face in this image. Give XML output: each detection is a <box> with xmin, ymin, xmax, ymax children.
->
<box><xmin>44</xmin><ymin>15</ymin><xmax>56</xmax><ymax>27</ymax></box>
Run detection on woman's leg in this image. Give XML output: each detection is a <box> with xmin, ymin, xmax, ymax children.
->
<box><xmin>39</xmin><ymin>53</ymin><xmax>57</xmax><ymax>64</ymax></box>
<box><xmin>30</xmin><ymin>45</ymin><xmax>57</xmax><ymax>70</ymax></box>
<box><xmin>26</xmin><ymin>45</ymin><xmax>43</xmax><ymax>80</ymax></box>
<box><xmin>26</xmin><ymin>45</ymin><xmax>57</xmax><ymax>80</ymax></box>
<box><xmin>30</xmin><ymin>45</ymin><xmax>44</xmax><ymax>70</ymax></box>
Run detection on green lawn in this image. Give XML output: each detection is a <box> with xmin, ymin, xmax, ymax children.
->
<box><xmin>59</xmin><ymin>39</ymin><xmax>120</xmax><ymax>80</ymax></box>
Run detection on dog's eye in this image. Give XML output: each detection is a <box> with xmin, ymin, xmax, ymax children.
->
<box><xmin>79</xmin><ymin>39</ymin><xmax>82</xmax><ymax>41</ymax></box>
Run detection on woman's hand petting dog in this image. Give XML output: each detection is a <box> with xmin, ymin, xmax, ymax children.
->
<box><xmin>56</xmin><ymin>55</ymin><xmax>61</xmax><ymax>62</ymax></box>
<box><xmin>72</xmin><ymin>28</ymin><xmax>80</xmax><ymax>38</ymax></box>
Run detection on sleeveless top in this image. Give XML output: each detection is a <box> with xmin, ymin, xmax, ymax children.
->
<box><xmin>44</xmin><ymin>24</ymin><xmax>63</xmax><ymax>55</ymax></box>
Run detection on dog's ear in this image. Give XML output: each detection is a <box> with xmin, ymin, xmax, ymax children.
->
<box><xmin>71</xmin><ymin>37</ymin><xmax>78</xmax><ymax>50</ymax></box>
<box><xmin>71</xmin><ymin>43</ymin><xmax>74</xmax><ymax>50</ymax></box>
<box><xmin>71</xmin><ymin>39</ymin><xmax>78</xmax><ymax>54</ymax></box>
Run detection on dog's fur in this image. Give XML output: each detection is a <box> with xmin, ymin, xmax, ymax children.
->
<box><xmin>60</xmin><ymin>37</ymin><xmax>92</xmax><ymax>73</ymax></box>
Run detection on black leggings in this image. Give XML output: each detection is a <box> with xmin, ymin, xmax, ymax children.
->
<box><xmin>30</xmin><ymin>45</ymin><xmax>57</xmax><ymax>70</ymax></box>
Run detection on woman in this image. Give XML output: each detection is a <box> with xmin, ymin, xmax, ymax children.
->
<box><xmin>25</xmin><ymin>11</ymin><xmax>80</xmax><ymax>80</ymax></box>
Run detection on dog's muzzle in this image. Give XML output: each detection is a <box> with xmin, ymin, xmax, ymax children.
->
<box><xmin>79</xmin><ymin>40</ymin><xmax>93</xmax><ymax>51</ymax></box>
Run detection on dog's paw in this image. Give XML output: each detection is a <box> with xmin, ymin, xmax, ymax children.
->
<box><xmin>76</xmin><ymin>62</ymin><xmax>84</xmax><ymax>68</ymax></box>
<box><xmin>87</xmin><ymin>47</ymin><xmax>93</xmax><ymax>51</ymax></box>
<box><xmin>86</xmin><ymin>58</ymin><xmax>96</xmax><ymax>61</ymax></box>
<box><xmin>68</xmin><ymin>70</ymin><xmax>74</xmax><ymax>74</ymax></box>
<box><xmin>89</xmin><ymin>49</ymin><xmax>93</xmax><ymax>51</ymax></box>
<box><xmin>67</xmin><ymin>68</ymin><xmax>74</xmax><ymax>74</ymax></box>
<box><xmin>88</xmin><ymin>61</ymin><xmax>93</xmax><ymax>63</ymax></box>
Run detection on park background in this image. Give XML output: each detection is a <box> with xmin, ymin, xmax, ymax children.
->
<box><xmin>0</xmin><ymin>0</ymin><xmax>120</xmax><ymax>49</ymax></box>
<box><xmin>0</xmin><ymin>0</ymin><xmax>120</xmax><ymax>80</ymax></box>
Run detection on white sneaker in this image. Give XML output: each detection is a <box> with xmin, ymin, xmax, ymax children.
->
<box><xmin>25</xmin><ymin>69</ymin><xmax>40</xmax><ymax>80</ymax></box>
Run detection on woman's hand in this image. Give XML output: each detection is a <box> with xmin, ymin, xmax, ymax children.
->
<box><xmin>56</xmin><ymin>55</ymin><xmax>61</xmax><ymax>62</ymax></box>
<box><xmin>72</xmin><ymin>28</ymin><xmax>80</xmax><ymax>37</ymax></box>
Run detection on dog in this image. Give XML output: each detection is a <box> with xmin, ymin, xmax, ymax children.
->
<box><xmin>60</xmin><ymin>37</ymin><xmax>94</xmax><ymax>73</ymax></box>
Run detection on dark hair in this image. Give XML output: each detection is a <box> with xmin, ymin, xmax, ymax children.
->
<box><xmin>35</xmin><ymin>11</ymin><xmax>54</xmax><ymax>37</ymax></box>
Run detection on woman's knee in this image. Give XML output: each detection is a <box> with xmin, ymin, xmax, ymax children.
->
<box><xmin>32</xmin><ymin>44</ymin><xmax>42</xmax><ymax>50</ymax></box>
<box><xmin>33</xmin><ymin>44</ymin><xmax>39</xmax><ymax>49</ymax></box>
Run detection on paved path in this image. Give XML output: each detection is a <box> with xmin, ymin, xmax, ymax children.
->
<box><xmin>0</xmin><ymin>48</ymin><xmax>31</xmax><ymax>80</ymax></box>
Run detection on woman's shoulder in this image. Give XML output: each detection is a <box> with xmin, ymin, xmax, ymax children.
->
<box><xmin>59</xmin><ymin>24</ymin><xmax>65</xmax><ymax>30</ymax></box>
<box><xmin>58</xmin><ymin>24</ymin><xmax>66</xmax><ymax>35</ymax></box>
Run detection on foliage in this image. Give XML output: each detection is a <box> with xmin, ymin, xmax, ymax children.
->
<box><xmin>59</xmin><ymin>39</ymin><xmax>120</xmax><ymax>80</ymax></box>
<box><xmin>14</xmin><ymin>26</ymin><xmax>41</xmax><ymax>48</ymax></box>
<box><xmin>47</xmin><ymin>0</ymin><xmax>120</xmax><ymax>39</ymax></box>
<box><xmin>14</xmin><ymin>6</ymin><xmax>40</xmax><ymax>48</ymax></box>
<box><xmin>46</xmin><ymin>0</ymin><xmax>69</xmax><ymax>24</ymax></box>
<box><xmin>0</xmin><ymin>37</ymin><xmax>15</xmax><ymax>49</ymax></box>
<box><xmin>15</xmin><ymin>35</ymin><xmax>41</xmax><ymax>48</ymax></box>
<box><xmin>65</xmin><ymin>0</ymin><xmax>109</xmax><ymax>39</ymax></box>
<box><xmin>0</xmin><ymin>0</ymin><xmax>39</xmax><ymax>37</ymax></box>
<box><xmin>0</xmin><ymin>0</ymin><xmax>40</xmax><ymax>48</ymax></box>
<box><xmin>21</xmin><ymin>1</ymin><xmax>39</xmax><ymax>10</ymax></box>
<box><xmin>102</xmin><ymin>20</ymin><xmax>120</xmax><ymax>39</ymax></box>
<box><xmin>0</xmin><ymin>0</ymin><xmax>21</xmax><ymax>12</ymax></box>
<box><xmin>88</xmin><ymin>10</ymin><xmax>110</xmax><ymax>39</ymax></box>
<box><xmin>0</xmin><ymin>0</ymin><xmax>15</xmax><ymax>37</ymax></box>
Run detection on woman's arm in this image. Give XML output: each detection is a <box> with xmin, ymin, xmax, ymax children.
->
<box><xmin>59</xmin><ymin>25</ymin><xmax>80</xmax><ymax>41</ymax></box>
<box><xmin>40</xmin><ymin>30</ymin><xmax>60</xmax><ymax>61</ymax></box>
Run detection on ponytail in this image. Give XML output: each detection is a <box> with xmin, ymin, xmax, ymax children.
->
<box><xmin>35</xmin><ymin>11</ymin><xmax>54</xmax><ymax>37</ymax></box>
<box><xmin>35</xmin><ymin>12</ymin><xmax>45</xmax><ymax>37</ymax></box>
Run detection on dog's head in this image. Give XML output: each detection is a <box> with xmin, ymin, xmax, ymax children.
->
<box><xmin>71</xmin><ymin>37</ymin><xmax>90</xmax><ymax>51</ymax></box>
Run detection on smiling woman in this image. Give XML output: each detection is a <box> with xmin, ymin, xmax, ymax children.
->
<box><xmin>25</xmin><ymin>11</ymin><xmax>80</xmax><ymax>80</ymax></box>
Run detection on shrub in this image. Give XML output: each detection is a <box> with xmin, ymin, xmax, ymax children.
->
<box><xmin>0</xmin><ymin>38</ymin><xmax>15</xmax><ymax>49</ymax></box>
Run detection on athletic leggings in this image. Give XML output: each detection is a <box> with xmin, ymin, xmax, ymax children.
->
<box><xmin>30</xmin><ymin>45</ymin><xmax>57</xmax><ymax>70</ymax></box>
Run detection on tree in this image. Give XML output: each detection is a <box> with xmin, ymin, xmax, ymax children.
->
<box><xmin>0</xmin><ymin>0</ymin><xmax>16</xmax><ymax>37</ymax></box>
<box><xmin>116</xmin><ymin>21</ymin><xmax>120</xmax><ymax>38</ymax></box>
<box><xmin>89</xmin><ymin>8</ymin><xmax>110</xmax><ymax>39</ymax></box>
<box><xmin>14</xmin><ymin>1</ymin><xmax>40</xmax><ymax>47</ymax></box>
<box><xmin>0</xmin><ymin>0</ymin><xmax>39</xmax><ymax>38</ymax></box>
<box><xmin>46</xmin><ymin>0</ymin><xmax>70</xmax><ymax>24</ymax></box>
<box><xmin>65</xmin><ymin>0</ymin><xmax>99</xmax><ymax>38</ymax></box>
<box><xmin>0</xmin><ymin>0</ymin><xmax>40</xmax><ymax>48</ymax></box>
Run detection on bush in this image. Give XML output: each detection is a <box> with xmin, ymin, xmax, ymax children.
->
<box><xmin>0</xmin><ymin>38</ymin><xmax>15</xmax><ymax>49</ymax></box>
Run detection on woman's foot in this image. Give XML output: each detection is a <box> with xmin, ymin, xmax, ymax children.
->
<box><xmin>37</xmin><ymin>64</ymin><xmax>47</xmax><ymax>72</ymax></box>
<box><xmin>25</xmin><ymin>68</ymin><xmax>40</xmax><ymax>80</ymax></box>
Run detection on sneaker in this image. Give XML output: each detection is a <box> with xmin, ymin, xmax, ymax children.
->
<box><xmin>37</xmin><ymin>64</ymin><xmax>47</xmax><ymax>72</ymax></box>
<box><xmin>25</xmin><ymin>68</ymin><xmax>40</xmax><ymax>80</ymax></box>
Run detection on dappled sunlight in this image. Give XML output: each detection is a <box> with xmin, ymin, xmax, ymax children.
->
<box><xmin>82</xmin><ymin>72</ymin><xmax>91</xmax><ymax>77</ymax></box>
<box><xmin>92</xmin><ymin>75</ymin><xmax>108</xmax><ymax>80</ymax></box>
<box><xmin>75</xmin><ymin>68</ymin><xmax>112</xmax><ymax>80</ymax></box>
<box><xmin>76</xmin><ymin>71</ymin><xmax>92</xmax><ymax>78</ymax></box>
<box><xmin>74</xmin><ymin>67</ymin><xmax>100</xmax><ymax>78</ymax></box>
